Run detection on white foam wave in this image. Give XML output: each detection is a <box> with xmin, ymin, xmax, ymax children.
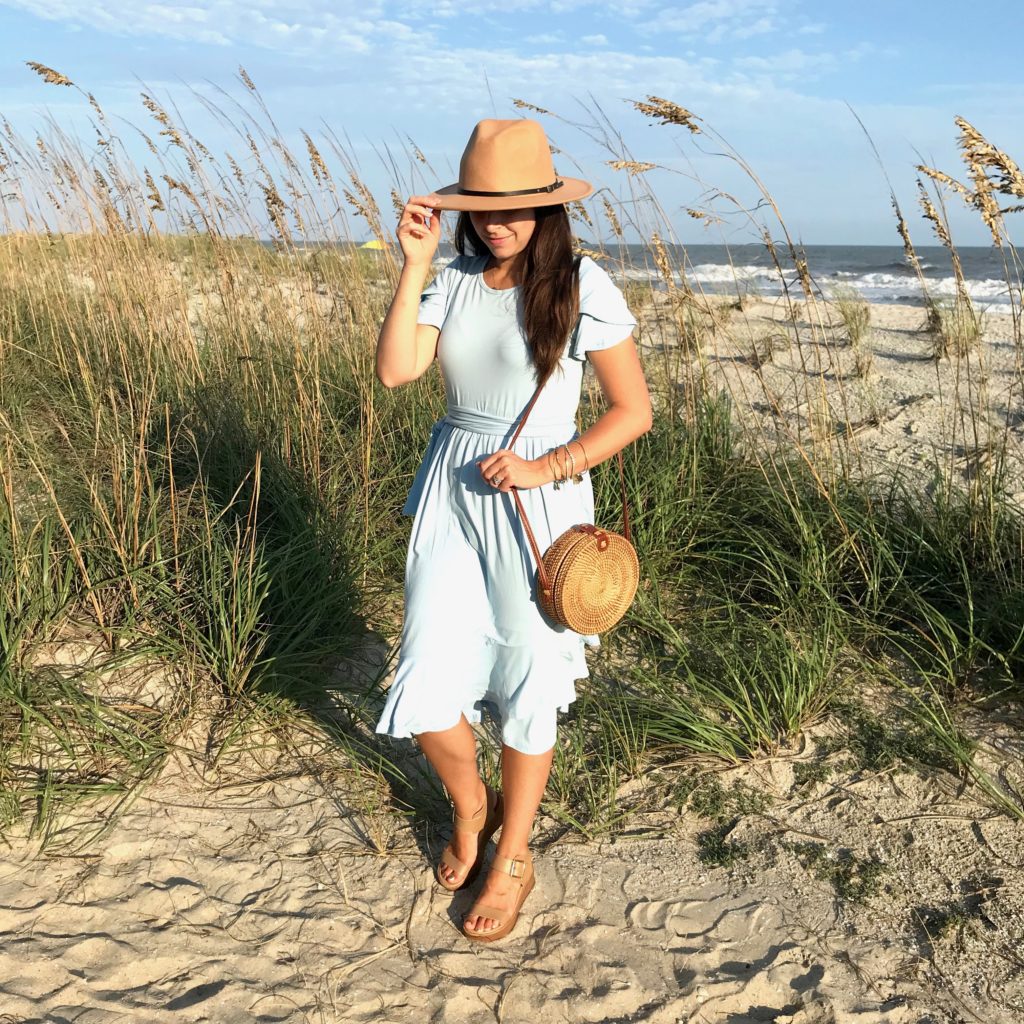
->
<box><xmin>616</xmin><ymin>261</ymin><xmax>1018</xmax><ymax>315</ymax></box>
<box><xmin>834</xmin><ymin>272</ymin><xmax>1017</xmax><ymax>313</ymax></box>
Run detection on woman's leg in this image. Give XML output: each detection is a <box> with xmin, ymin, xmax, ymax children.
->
<box><xmin>464</xmin><ymin>742</ymin><xmax>553</xmax><ymax>932</ymax></box>
<box><xmin>415</xmin><ymin>714</ymin><xmax>487</xmax><ymax>885</ymax></box>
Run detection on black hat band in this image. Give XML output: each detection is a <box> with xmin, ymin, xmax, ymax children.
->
<box><xmin>457</xmin><ymin>179</ymin><xmax>564</xmax><ymax>198</ymax></box>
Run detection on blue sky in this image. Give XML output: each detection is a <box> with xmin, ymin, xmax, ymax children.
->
<box><xmin>1</xmin><ymin>1</ymin><xmax>1021</xmax><ymax>244</ymax></box>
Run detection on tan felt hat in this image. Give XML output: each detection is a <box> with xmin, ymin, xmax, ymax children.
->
<box><xmin>429</xmin><ymin>118</ymin><xmax>593</xmax><ymax>211</ymax></box>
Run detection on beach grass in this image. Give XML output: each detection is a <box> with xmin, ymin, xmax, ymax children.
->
<box><xmin>1</xmin><ymin>66</ymin><xmax>1023</xmax><ymax>859</ymax></box>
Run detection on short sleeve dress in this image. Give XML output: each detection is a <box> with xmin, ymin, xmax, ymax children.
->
<box><xmin>374</xmin><ymin>253</ymin><xmax>637</xmax><ymax>755</ymax></box>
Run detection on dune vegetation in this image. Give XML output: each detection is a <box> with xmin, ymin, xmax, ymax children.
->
<box><xmin>1</xmin><ymin>63</ymin><xmax>1022</xmax><ymax>865</ymax></box>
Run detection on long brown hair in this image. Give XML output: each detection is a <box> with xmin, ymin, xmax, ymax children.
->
<box><xmin>455</xmin><ymin>205</ymin><xmax>579</xmax><ymax>386</ymax></box>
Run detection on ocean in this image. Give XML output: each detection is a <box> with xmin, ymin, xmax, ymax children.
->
<box><xmin>432</xmin><ymin>243</ymin><xmax>1019</xmax><ymax>315</ymax></box>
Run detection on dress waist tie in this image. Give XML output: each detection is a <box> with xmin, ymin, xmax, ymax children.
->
<box><xmin>443</xmin><ymin>406</ymin><xmax>576</xmax><ymax>440</ymax></box>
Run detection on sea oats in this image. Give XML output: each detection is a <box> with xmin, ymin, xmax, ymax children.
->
<box><xmin>303</xmin><ymin>132</ymin><xmax>330</xmax><ymax>184</ymax></box>
<box><xmin>227</xmin><ymin>154</ymin><xmax>247</xmax><ymax>192</ymax></box>
<box><xmin>352</xmin><ymin>177</ymin><xmax>381</xmax><ymax>219</ymax></box>
<box><xmin>917</xmin><ymin>165</ymin><xmax>968</xmax><ymax>196</ymax></box>
<box><xmin>407</xmin><ymin>137</ymin><xmax>427</xmax><ymax>164</ymax></box>
<box><xmin>602</xmin><ymin>198</ymin><xmax>623</xmax><ymax>238</ymax></box>
<box><xmin>631</xmin><ymin>96</ymin><xmax>701</xmax><ymax>134</ymax></box>
<box><xmin>956</xmin><ymin>116</ymin><xmax>1024</xmax><ymax>198</ymax></box>
<box><xmin>572</xmin><ymin>245</ymin><xmax>608</xmax><ymax>262</ymax></box>
<box><xmin>344</xmin><ymin>188</ymin><xmax>367</xmax><ymax>220</ymax></box>
<box><xmin>144</xmin><ymin>170</ymin><xmax>164</xmax><ymax>212</ymax></box>
<box><xmin>651</xmin><ymin>231</ymin><xmax>674</xmax><ymax>289</ymax></box>
<box><xmin>25</xmin><ymin>61</ymin><xmax>73</xmax><ymax>87</ymax></box>
<box><xmin>686</xmin><ymin>208</ymin><xmax>723</xmax><ymax>227</ymax></box>
<box><xmin>607</xmin><ymin>160</ymin><xmax>657</xmax><ymax>175</ymax></box>
<box><xmin>161</xmin><ymin>174</ymin><xmax>199</xmax><ymax>207</ymax></box>
<box><xmin>794</xmin><ymin>255</ymin><xmax>814</xmax><ymax>303</ymax></box>
<box><xmin>569</xmin><ymin>200</ymin><xmax>593</xmax><ymax>228</ymax></box>
<box><xmin>512</xmin><ymin>99</ymin><xmax>552</xmax><ymax>116</ymax></box>
<box><xmin>239</xmin><ymin>66</ymin><xmax>257</xmax><ymax>93</ymax></box>
<box><xmin>917</xmin><ymin>181</ymin><xmax>952</xmax><ymax>249</ymax></box>
<box><xmin>892</xmin><ymin>199</ymin><xmax>922</xmax><ymax>274</ymax></box>
<box><xmin>141</xmin><ymin>93</ymin><xmax>190</xmax><ymax>162</ymax></box>
<box><xmin>390</xmin><ymin>190</ymin><xmax>404</xmax><ymax>218</ymax></box>
<box><xmin>259</xmin><ymin>180</ymin><xmax>290</xmax><ymax>241</ymax></box>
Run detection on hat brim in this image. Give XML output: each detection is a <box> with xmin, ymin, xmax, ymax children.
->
<box><xmin>427</xmin><ymin>176</ymin><xmax>593</xmax><ymax>211</ymax></box>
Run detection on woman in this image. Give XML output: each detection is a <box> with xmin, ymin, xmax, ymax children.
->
<box><xmin>374</xmin><ymin>118</ymin><xmax>652</xmax><ymax>942</ymax></box>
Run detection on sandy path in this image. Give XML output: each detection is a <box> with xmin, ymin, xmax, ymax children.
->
<box><xmin>3</xmin><ymin>698</ymin><xmax>1020</xmax><ymax>1023</ymax></box>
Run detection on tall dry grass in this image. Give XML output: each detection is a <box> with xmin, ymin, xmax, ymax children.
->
<box><xmin>1</xmin><ymin>66</ymin><xmax>1023</xmax><ymax>856</ymax></box>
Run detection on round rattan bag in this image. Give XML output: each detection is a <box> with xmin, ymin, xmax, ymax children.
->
<box><xmin>510</xmin><ymin>445</ymin><xmax>639</xmax><ymax>634</ymax></box>
<box><xmin>536</xmin><ymin>519</ymin><xmax>639</xmax><ymax>633</ymax></box>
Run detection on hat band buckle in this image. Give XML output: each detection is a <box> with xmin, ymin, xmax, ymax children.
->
<box><xmin>457</xmin><ymin>179</ymin><xmax>564</xmax><ymax>198</ymax></box>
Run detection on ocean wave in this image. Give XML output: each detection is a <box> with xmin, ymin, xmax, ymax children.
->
<box><xmin>614</xmin><ymin>258</ymin><xmax>1017</xmax><ymax>314</ymax></box>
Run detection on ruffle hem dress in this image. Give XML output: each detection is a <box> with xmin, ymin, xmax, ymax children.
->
<box><xmin>374</xmin><ymin>253</ymin><xmax>637</xmax><ymax>755</ymax></box>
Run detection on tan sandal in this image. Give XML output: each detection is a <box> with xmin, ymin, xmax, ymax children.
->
<box><xmin>435</xmin><ymin>782</ymin><xmax>503</xmax><ymax>893</ymax></box>
<box><xmin>461</xmin><ymin>849</ymin><xmax>535</xmax><ymax>942</ymax></box>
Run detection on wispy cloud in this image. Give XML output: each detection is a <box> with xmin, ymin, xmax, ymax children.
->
<box><xmin>2</xmin><ymin>1</ymin><xmax>409</xmax><ymax>54</ymax></box>
<box><xmin>641</xmin><ymin>0</ymin><xmax>779</xmax><ymax>43</ymax></box>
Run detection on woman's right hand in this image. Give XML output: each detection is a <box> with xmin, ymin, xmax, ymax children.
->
<box><xmin>397</xmin><ymin>194</ymin><xmax>442</xmax><ymax>268</ymax></box>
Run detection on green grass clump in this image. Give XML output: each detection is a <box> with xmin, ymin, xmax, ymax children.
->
<box><xmin>673</xmin><ymin>776</ymin><xmax>773</xmax><ymax>868</ymax></box>
<box><xmin>784</xmin><ymin>840</ymin><xmax>889</xmax><ymax>903</ymax></box>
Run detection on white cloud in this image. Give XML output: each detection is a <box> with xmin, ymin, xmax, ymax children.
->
<box><xmin>581</xmin><ymin>33</ymin><xmax>608</xmax><ymax>45</ymax></box>
<box><xmin>641</xmin><ymin>0</ymin><xmax>779</xmax><ymax>42</ymax></box>
<box><xmin>2</xmin><ymin>1</ymin><xmax>392</xmax><ymax>53</ymax></box>
<box><xmin>734</xmin><ymin>48</ymin><xmax>837</xmax><ymax>77</ymax></box>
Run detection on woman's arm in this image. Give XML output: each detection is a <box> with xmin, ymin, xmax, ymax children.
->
<box><xmin>375</xmin><ymin>196</ymin><xmax>443</xmax><ymax>389</ymax></box>
<box><xmin>534</xmin><ymin>334</ymin><xmax>652</xmax><ymax>483</ymax></box>
<box><xmin>375</xmin><ymin>264</ymin><xmax>441</xmax><ymax>388</ymax></box>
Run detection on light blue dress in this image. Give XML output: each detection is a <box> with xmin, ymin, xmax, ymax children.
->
<box><xmin>374</xmin><ymin>253</ymin><xmax>637</xmax><ymax>754</ymax></box>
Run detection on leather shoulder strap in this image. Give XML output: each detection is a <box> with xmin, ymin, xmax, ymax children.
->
<box><xmin>506</xmin><ymin>255</ymin><xmax>632</xmax><ymax>590</ymax></box>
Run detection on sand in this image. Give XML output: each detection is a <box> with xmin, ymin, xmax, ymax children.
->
<box><xmin>2</xmin><ymin>291</ymin><xmax>1023</xmax><ymax>1022</ymax></box>
<box><xmin>630</xmin><ymin>292</ymin><xmax>1024</xmax><ymax>501</ymax></box>
<box><xmin>2</xmin><ymin>634</ymin><xmax>1022</xmax><ymax>1023</ymax></box>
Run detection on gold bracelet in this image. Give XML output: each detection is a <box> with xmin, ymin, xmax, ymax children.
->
<box><xmin>575</xmin><ymin>439</ymin><xmax>590</xmax><ymax>474</ymax></box>
<box><xmin>547</xmin><ymin>449</ymin><xmax>560</xmax><ymax>487</ymax></box>
<box><xmin>566</xmin><ymin>443</ymin><xmax>582</xmax><ymax>485</ymax></box>
<box><xmin>549</xmin><ymin>447</ymin><xmax>564</xmax><ymax>488</ymax></box>
<box><xmin>567</xmin><ymin>441</ymin><xmax>584</xmax><ymax>484</ymax></box>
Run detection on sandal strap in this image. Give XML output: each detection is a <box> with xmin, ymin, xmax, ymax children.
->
<box><xmin>438</xmin><ymin>844</ymin><xmax>468</xmax><ymax>874</ymax></box>
<box><xmin>466</xmin><ymin>903</ymin><xmax>508</xmax><ymax>924</ymax></box>
<box><xmin>491</xmin><ymin>852</ymin><xmax>530</xmax><ymax>878</ymax></box>
<box><xmin>453</xmin><ymin>785</ymin><xmax>494</xmax><ymax>832</ymax></box>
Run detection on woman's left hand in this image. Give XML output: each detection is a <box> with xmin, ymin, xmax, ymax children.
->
<box><xmin>476</xmin><ymin>451</ymin><xmax>549</xmax><ymax>492</ymax></box>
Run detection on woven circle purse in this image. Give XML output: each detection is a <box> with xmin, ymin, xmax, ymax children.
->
<box><xmin>506</xmin><ymin>383</ymin><xmax>639</xmax><ymax>634</ymax></box>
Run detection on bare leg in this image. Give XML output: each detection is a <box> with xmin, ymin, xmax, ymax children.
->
<box><xmin>415</xmin><ymin>714</ymin><xmax>486</xmax><ymax>885</ymax></box>
<box><xmin>464</xmin><ymin>742</ymin><xmax>553</xmax><ymax>933</ymax></box>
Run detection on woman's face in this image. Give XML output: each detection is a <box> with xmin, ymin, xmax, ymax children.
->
<box><xmin>469</xmin><ymin>207</ymin><xmax>537</xmax><ymax>261</ymax></box>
